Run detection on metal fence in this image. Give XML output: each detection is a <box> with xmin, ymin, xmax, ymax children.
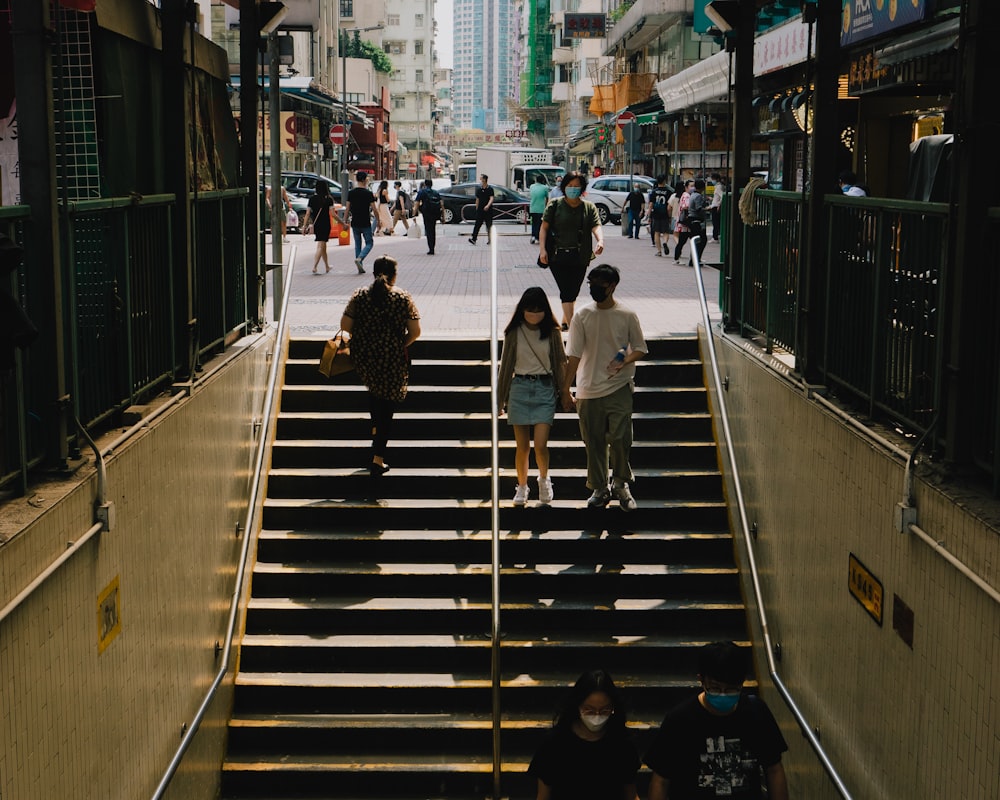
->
<box><xmin>0</xmin><ymin>189</ymin><xmax>251</xmax><ymax>494</ymax></box>
<box><xmin>972</xmin><ymin>207</ymin><xmax>1000</xmax><ymax>492</ymax></box>
<box><xmin>726</xmin><ymin>191</ymin><xmax>949</xmax><ymax>437</ymax></box>
<box><xmin>822</xmin><ymin>195</ymin><xmax>948</xmax><ymax>432</ymax></box>
<box><xmin>738</xmin><ymin>189</ymin><xmax>803</xmax><ymax>354</ymax></box>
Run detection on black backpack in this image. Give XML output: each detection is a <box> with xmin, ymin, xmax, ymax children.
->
<box><xmin>423</xmin><ymin>189</ymin><xmax>442</xmax><ymax>218</ymax></box>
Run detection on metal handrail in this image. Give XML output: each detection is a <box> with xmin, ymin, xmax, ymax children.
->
<box><xmin>151</xmin><ymin>246</ymin><xmax>296</xmax><ymax>799</ymax></box>
<box><xmin>488</xmin><ymin>234</ymin><xmax>503</xmax><ymax>799</ymax></box>
<box><xmin>690</xmin><ymin>235</ymin><xmax>854</xmax><ymax>799</ymax></box>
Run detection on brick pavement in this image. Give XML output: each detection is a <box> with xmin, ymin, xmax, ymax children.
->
<box><xmin>274</xmin><ymin>219</ymin><xmax>722</xmax><ymax>339</ymax></box>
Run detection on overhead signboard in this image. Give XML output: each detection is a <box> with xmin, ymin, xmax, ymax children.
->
<box><xmin>564</xmin><ymin>13</ymin><xmax>606</xmax><ymax>39</ymax></box>
<box><xmin>841</xmin><ymin>0</ymin><xmax>928</xmax><ymax>47</ymax></box>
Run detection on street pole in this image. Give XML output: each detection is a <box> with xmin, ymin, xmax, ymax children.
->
<box><xmin>341</xmin><ymin>41</ymin><xmax>349</xmax><ymax>198</ymax></box>
<box><xmin>269</xmin><ymin>30</ymin><xmax>284</xmax><ymax>317</ymax></box>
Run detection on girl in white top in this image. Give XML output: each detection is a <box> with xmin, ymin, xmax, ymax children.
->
<box><xmin>497</xmin><ymin>287</ymin><xmax>568</xmax><ymax>507</ymax></box>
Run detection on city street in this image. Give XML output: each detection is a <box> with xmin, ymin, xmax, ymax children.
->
<box><xmin>274</xmin><ymin>219</ymin><xmax>723</xmax><ymax>340</ymax></box>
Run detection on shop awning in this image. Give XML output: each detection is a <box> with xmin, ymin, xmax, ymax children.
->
<box><xmin>231</xmin><ymin>75</ymin><xmax>368</xmax><ymax>121</ymax></box>
<box><xmin>637</xmin><ymin>112</ymin><xmax>661</xmax><ymax>125</ymax></box>
<box><xmin>875</xmin><ymin>17</ymin><xmax>960</xmax><ymax>66</ymax></box>
<box><xmin>655</xmin><ymin>50</ymin><xmax>730</xmax><ymax>113</ymax></box>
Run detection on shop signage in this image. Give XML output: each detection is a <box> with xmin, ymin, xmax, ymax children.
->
<box><xmin>848</xmin><ymin>553</ymin><xmax>884</xmax><ymax>625</ymax></box>
<box><xmin>754</xmin><ymin>17</ymin><xmax>816</xmax><ymax>77</ymax></box>
<box><xmin>847</xmin><ymin>50</ymin><xmax>891</xmax><ymax>94</ymax></box>
<box><xmin>564</xmin><ymin>13</ymin><xmax>606</xmax><ymax>39</ymax></box>
<box><xmin>257</xmin><ymin>112</ymin><xmax>313</xmax><ymax>153</ymax></box>
<box><xmin>841</xmin><ymin>0</ymin><xmax>928</xmax><ymax>47</ymax></box>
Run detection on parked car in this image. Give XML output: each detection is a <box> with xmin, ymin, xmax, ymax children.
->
<box><xmin>584</xmin><ymin>174</ymin><xmax>656</xmax><ymax>225</ymax></box>
<box><xmin>279</xmin><ymin>171</ymin><xmax>342</xmax><ymax>204</ymax></box>
<box><xmin>438</xmin><ymin>182</ymin><xmax>529</xmax><ymax>225</ymax></box>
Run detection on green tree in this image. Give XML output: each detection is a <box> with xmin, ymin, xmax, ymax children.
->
<box><xmin>341</xmin><ymin>31</ymin><xmax>393</xmax><ymax>74</ymax></box>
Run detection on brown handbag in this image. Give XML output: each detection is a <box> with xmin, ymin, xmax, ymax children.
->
<box><xmin>318</xmin><ymin>331</ymin><xmax>353</xmax><ymax>377</ymax></box>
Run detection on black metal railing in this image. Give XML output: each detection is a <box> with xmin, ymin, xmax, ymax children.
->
<box><xmin>972</xmin><ymin>207</ymin><xmax>1000</xmax><ymax>491</ymax></box>
<box><xmin>0</xmin><ymin>188</ymin><xmax>251</xmax><ymax>494</ymax></box>
<box><xmin>822</xmin><ymin>195</ymin><xmax>948</xmax><ymax>433</ymax></box>
<box><xmin>738</xmin><ymin>189</ymin><xmax>803</xmax><ymax>354</ymax></box>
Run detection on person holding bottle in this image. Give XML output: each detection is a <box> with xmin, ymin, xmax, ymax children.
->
<box><xmin>497</xmin><ymin>287</ymin><xmax>567</xmax><ymax>507</ymax></box>
<box><xmin>528</xmin><ymin>669</ymin><xmax>640</xmax><ymax>800</ymax></box>
<box><xmin>561</xmin><ymin>264</ymin><xmax>646</xmax><ymax>511</ymax></box>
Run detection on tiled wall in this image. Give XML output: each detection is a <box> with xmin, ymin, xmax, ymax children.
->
<box><xmin>708</xmin><ymin>331</ymin><xmax>1000</xmax><ymax>799</ymax></box>
<box><xmin>0</xmin><ymin>331</ymin><xmax>274</xmax><ymax>800</ymax></box>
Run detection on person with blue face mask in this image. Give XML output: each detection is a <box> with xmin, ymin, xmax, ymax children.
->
<box><xmin>644</xmin><ymin>642</ymin><xmax>789</xmax><ymax>800</ymax></box>
<box><xmin>538</xmin><ymin>171</ymin><xmax>605</xmax><ymax>330</ymax></box>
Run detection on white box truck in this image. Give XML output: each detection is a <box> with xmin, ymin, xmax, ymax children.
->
<box><xmin>475</xmin><ymin>147</ymin><xmax>565</xmax><ymax>194</ymax></box>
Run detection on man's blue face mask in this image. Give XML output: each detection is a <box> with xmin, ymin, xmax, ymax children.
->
<box><xmin>565</xmin><ymin>187</ymin><xmax>582</xmax><ymax>199</ymax></box>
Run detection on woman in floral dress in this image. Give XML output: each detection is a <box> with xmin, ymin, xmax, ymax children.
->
<box><xmin>341</xmin><ymin>255</ymin><xmax>421</xmax><ymax>480</ymax></box>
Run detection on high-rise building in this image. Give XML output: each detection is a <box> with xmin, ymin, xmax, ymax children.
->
<box><xmin>452</xmin><ymin>0</ymin><xmax>516</xmax><ymax>133</ymax></box>
<box><xmin>385</xmin><ymin>0</ymin><xmax>438</xmax><ymax>166</ymax></box>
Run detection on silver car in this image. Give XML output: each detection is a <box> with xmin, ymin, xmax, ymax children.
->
<box><xmin>585</xmin><ymin>174</ymin><xmax>656</xmax><ymax>225</ymax></box>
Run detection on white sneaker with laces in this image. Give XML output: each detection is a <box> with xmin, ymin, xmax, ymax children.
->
<box><xmin>612</xmin><ymin>481</ymin><xmax>637</xmax><ymax>512</ymax></box>
<box><xmin>513</xmin><ymin>484</ymin><xmax>529</xmax><ymax>507</ymax></box>
<box><xmin>538</xmin><ymin>476</ymin><xmax>553</xmax><ymax>505</ymax></box>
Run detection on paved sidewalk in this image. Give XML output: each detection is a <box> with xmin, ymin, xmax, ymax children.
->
<box><xmin>274</xmin><ymin>220</ymin><xmax>723</xmax><ymax>340</ymax></box>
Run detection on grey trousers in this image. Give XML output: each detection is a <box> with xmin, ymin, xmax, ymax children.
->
<box><xmin>576</xmin><ymin>382</ymin><xmax>635</xmax><ymax>490</ymax></box>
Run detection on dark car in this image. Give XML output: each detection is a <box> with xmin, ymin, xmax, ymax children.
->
<box><xmin>279</xmin><ymin>171</ymin><xmax>342</xmax><ymax>204</ymax></box>
<box><xmin>438</xmin><ymin>182</ymin><xmax>529</xmax><ymax>225</ymax></box>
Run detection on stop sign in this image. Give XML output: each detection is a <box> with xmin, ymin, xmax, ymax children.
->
<box><xmin>616</xmin><ymin>111</ymin><xmax>637</xmax><ymax>128</ymax></box>
<box><xmin>329</xmin><ymin>124</ymin><xmax>347</xmax><ymax>145</ymax></box>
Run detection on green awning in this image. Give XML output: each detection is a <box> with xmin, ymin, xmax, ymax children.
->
<box><xmin>637</xmin><ymin>112</ymin><xmax>661</xmax><ymax>126</ymax></box>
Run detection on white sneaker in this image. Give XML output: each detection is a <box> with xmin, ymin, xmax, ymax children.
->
<box><xmin>538</xmin><ymin>476</ymin><xmax>553</xmax><ymax>505</ymax></box>
<box><xmin>612</xmin><ymin>481</ymin><xmax>637</xmax><ymax>512</ymax></box>
<box><xmin>513</xmin><ymin>484</ymin><xmax>529</xmax><ymax>506</ymax></box>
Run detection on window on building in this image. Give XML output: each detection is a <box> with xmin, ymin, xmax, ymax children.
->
<box><xmin>415</xmin><ymin>69</ymin><xmax>424</xmax><ymax>83</ymax></box>
<box><xmin>392</xmin><ymin>69</ymin><xmax>405</xmax><ymax>81</ymax></box>
<box><xmin>340</xmin><ymin>0</ymin><xmax>353</xmax><ymax>18</ymax></box>
<box><xmin>385</xmin><ymin>40</ymin><xmax>406</xmax><ymax>54</ymax></box>
<box><xmin>415</xmin><ymin>13</ymin><xmax>424</xmax><ymax>26</ymax></box>
<box><xmin>388</xmin><ymin>14</ymin><xmax>400</xmax><ymax>25</ymax></box>
<box><xmin>393</xmin><ymin>97</ymin><xmax>406</xmax><ymax>109</ymax></box>
<box><xmin>415</xmin><ymin>39</ymin><xmax>424</xmax><ymax>55</ymax></box>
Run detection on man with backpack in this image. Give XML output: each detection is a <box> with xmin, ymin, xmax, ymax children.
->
<box><xmin>391</xmin><ymin>180</ymin><xmax>412</xmax><ymax>234</ymax></box>
<box><xmin>415</xmin><ymin>178</ymin><xmax>442</xmax><ymax>255</ymax></box>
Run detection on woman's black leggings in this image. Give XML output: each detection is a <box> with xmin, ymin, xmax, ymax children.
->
<box><xmin>674</xmin><ymin>231</ymin><xmax>691</xmax><ymax>260</ymax></box>
<box><xmin>369</xmin><ymin>394</ymin><xmax>398</xmax><ymax>459</ymax></box>
<box><xmin>549</xmin><ymin>250</ymin><xmax>588</xmax><ymax>302</ymax></box>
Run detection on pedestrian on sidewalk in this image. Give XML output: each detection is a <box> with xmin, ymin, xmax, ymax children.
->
<box><xmin>644</xmin><ymin>641</ymin><xmax>789</xmax><ymax>800</ymax></box>
<box><xmin>528</xmin><ymin>669</ymin><xmax>640</xmax><ymax>800</ymax></box>
<box><xmin>497</xmin><ymin>287</ymin><xmax>567</xmax><ymax>507</ymax></box>
<box><xmin>647</xmin><ymin>175</ymin><xmax>672</xmax><ymax>256</ymax></box>
<box><xmin>709</xmin><ymin>172</ymin><xmax>726</xmax><ymax>241</ymax></box>
<box><xmin>346</xmin><ymin>170</ymin><xmax>377</xmax><ymax>273</ymax></box>
<box><xmin>301</xmin><ymin>180</ymin><xmax>339</xmax><ymax>274</ymax></box>
<box><xmin>468</xmin><ymin>174</ymin><xmax>495</xmax><ymax>245</ymax></box>
<box><xmin>414</xmin><ymin>178</ymin><xmax>441</xmax><ymax>255</ymax></box>
<box><xmin>529</xmin><ymin>174</ymin><xmax>550</xmax><ymax>244</ymax></box>
<box><xmin>685</xmin><ymin>178</ymin><xmax>710</xmax><ymax>266</ymax></box>
<box><xmin>673</xmin><ymin>180</ymin><xmax>694</xmax><ymax>264</ymax></box>
<box><xmin>625</xmin><ymin>182</ymin><xmax>646</xmax><ymax>240</ymax></box>
<box><xmin>340</xmin><ymin>255</ymin><xmax>421</xmax><ymax>488</ymax></box>
<box><xmin>391</xmin><ymin>180</ymin><xmax>411</xmax><ymax>234</ymax></box>
<box><xmin>561</xmin><ymin>264</ymin><xmax>646</xmax><ymax>512</ymax></box>
<box><xmin>538</xmin><ymin>171</ymin><xmax>604</xmax><ymax>331</ymax></box>
<box><xmin>375</xmin><ymin>180</ymin><xmax>394</xmax><ymax>236</ymax></box>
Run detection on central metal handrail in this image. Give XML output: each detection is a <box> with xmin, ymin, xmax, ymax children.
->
<box><xmin>690</xmin><ymin>235</ymin><xmax>853</xmax><ymax>799</ymax></box>
<box><xmin>150</xmin><ymin>246</ymin><xmax>296</xmax><ymax>799</ymax></box>
<box><xmin>488</xmin><ymin>234</ymin><xmax>503</xmax><ymax>799</ymax></box>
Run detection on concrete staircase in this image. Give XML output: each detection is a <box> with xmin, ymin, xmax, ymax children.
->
<box><xmin>220</xmin><ymin>336</ymin><xmax>748</xmax><ymax>799</ymax></box>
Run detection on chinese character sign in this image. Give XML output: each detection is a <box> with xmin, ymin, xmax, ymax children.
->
<box><xmin>564</xmin><ymin>13</ymin><xmax>606</xmax><ymax>40</ymax></box>
<box><xmin>841</xmin><ymin>0</ymin><xmax>927</xmax><ymax>47</ymax></box>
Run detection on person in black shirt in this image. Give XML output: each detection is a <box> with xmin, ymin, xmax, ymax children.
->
<box><xmin>347</xmin><ymin>170</ymin><xmax>377</xmax><ymax>274</ymax></box>
<box><xmin>647</xmin><ymin>175</ymin><xmax>673</xmax><ymax>257</ymax></box>
<box><xmin>624</xmin><ymin>183</ymin><xmax>646</xmax><ymax>239</ymax></box>
<box><xmin>644</xmin><ymin>642</ymin><xmax>789</xmax><ymax>800</ymax></box>
<box><xmin>415</xmin><ymin>178</ymin><xmax>441</xmax><ymax>255</ymax></box>
<box><xmin>468</xmin><ymin>174</ymin><xmax>495</xmax><ymax>245</ymax></box>
<box><xmin>528</xmin><ymin>669</ymin><xmax>640</xmax><ymax>800</ymax></box>
<box><xmin>685</xmin><ymin>178</ymin><xmax>710</xmax><ymax>266</ymax></box>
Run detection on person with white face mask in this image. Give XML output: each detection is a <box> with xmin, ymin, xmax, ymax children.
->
<box><xmin>497</xmin><ymin>287</ymin><xmax>567</xmax><ymax>506</ymax></box>
<box><xmin>528</xmin><ymin>669</ymin><xmax>640</xmax><ymax>800</ymax></box>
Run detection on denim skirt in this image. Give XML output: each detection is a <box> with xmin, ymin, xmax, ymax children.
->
<box><xmin>507</xmin><ymin>375</ymin><xmax>557</xmax><ymax>426</ymax></box>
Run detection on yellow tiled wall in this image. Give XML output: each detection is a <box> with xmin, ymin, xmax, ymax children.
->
<box><xmin>0</xmin><ymin>332</ymin><xmax>274</xmax><ymax>800</ymax></box>
<box><xmin>708</xmin><ymin>331</ymin><xmax>1000</xmax><ymax>799</ymax></box>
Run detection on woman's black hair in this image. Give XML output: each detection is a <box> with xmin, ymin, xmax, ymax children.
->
<box><xmin>315</xmin><ymin>180</ymin><xmax>330</xmax><ymax>197</ymax></box>
<box><xmin>370</xmin><ymin>255</ymin><xmax>398</xmax><ymax>306</ymax></box>
<box><xmin>378</xmin><ymin>180</ymin><xmax>389</xmax><ymax>194</ymax></box>
<box><xmin>504</xmin><ymin>286</ymin><xmax>558</xmax><ymax>339</ymax></box>
<box><xmin>559</xmin><ymin>170</ymin><xmax>589</xmax><ymax>193</ymax></box>
<box><xmin>552</xmin><ymin>669</ymin><xmax>628</xmax><ymax>734</ymax></box>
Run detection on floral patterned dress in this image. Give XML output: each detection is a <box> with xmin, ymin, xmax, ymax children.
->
<box><xmin>344</xmin><ymin>285</ymin><xmax>420</xmax><ymax>402</ymax></box>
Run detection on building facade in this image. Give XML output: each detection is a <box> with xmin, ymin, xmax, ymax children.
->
<box><xmin>452</xmin><ymin>0</ymin><xmax>517</xmax><ymax>133</ymax></box>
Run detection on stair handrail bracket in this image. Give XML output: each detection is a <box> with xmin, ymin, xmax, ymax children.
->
<box><xmin>150</xmin><ymin>247</ymin><xmax>297</xmax><ymax>800</ymax></box>
<box><xmin>690</xmin><ymin>235</ymin><xmax>853</xmax><ymax>800</ymax></box>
